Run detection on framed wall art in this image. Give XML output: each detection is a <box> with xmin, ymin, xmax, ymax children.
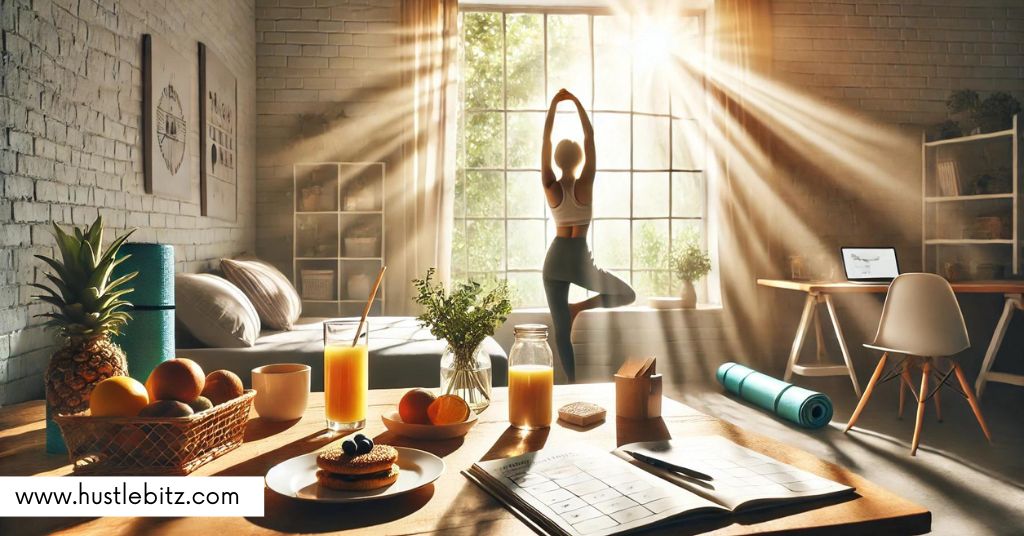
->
<box><xmin>143</xmin><ymin>34</ymin><xmax>192</xmax><ymax>201</ymax></box>
<box><xmin>199</xmin><ymin>42</ymin><xmax>238</xmax><ymax>221</ymax></box>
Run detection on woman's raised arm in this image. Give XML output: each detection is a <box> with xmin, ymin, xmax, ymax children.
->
<box><xmin>541</xmin><ymin>93</ymin><xmax>560</xmax><ymax>188</ymax></box>
<box><xmin>569</xmin><ymin>95</ymin><xmax>596</xmax><ymax>182</ymax></box>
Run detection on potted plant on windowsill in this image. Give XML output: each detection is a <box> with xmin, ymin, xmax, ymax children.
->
<box><xmin>413</xmin><ymin>268</ymin><xmax>511</xmax><ymax>413</ymax></box>
<box><xmin>673</xmin><ymin>242</ymin><xmax>712</xmax><ymax>309</ymax></box>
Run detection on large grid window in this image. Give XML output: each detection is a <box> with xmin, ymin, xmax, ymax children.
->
<box><xmin>453</xmin><ymin>8</ymin><xmax>708</xmax><ymax>307</ymax></box>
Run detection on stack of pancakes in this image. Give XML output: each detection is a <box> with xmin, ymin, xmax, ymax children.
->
<box><xmin>316</xmin><ymin>444</ymin><xmax>400</xmax><ymax>491</ymax></box>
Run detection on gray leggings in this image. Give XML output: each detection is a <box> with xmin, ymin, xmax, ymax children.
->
<box><xmin>543</xmin><ymin>237</ymin><xmax>636</xmax><ymax>383</ymax></box>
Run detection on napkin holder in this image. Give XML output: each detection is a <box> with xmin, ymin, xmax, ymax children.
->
<box><xmin>615</xmin><ymin>357</ymin><xmax>662</xmax><ymax>420</ymax></box>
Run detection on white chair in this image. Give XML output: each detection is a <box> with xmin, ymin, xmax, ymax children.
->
<box><xmin>843</xmin><ymin>273</ymin><xmax>991</xmax><ymax>455</ymax></box>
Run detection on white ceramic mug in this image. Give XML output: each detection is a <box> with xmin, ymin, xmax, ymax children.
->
<box><xmin>251</xmin><ymin>363</ymin><xmax>311</xmax><ymax>421</ymax></box>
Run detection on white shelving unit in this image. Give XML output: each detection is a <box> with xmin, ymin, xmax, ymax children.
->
<box><xmin>922</xmin><ymin>114</ymin><xmax>1021</xmax><ymax>279</ymax></box>
<box><xmin>293</xmin><ymin>162</ymin><xmax>386</xmax><ymax>317</ymax></box>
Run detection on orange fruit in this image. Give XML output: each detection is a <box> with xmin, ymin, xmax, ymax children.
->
<box><xmin>427</xmin><ymin>394</ymin><xmax>470</xmax><ymax>425</ymax></box>
<box><xmin>146</xmin><ymin>358</ymin><xmax>205</xmax><ymax>402</ymax></box>
<box><xmin>201</xmin><ymin>370</ymin><xmax>244</xmax><ymax>405</ymax></box>
<box><xmin>399</xmin><ymin>388</ymin><xmax>436</xmax><ymax>424</ymax></box>
<box><xmin>89</xmin><ymin>376</ymin><xmax>149</xmax><ymax>417</ymax></box>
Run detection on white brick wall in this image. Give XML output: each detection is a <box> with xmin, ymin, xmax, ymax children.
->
<box><xmin>253</xmin><ymin>0</ymin><xmax>400</xmax><ymax>277</ymax></box>
<box><xmin>0</xmin><ymin>0</ymin><xmax>257</xmax><ymax>405</ymax></box>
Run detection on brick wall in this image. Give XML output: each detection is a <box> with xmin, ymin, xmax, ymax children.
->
<box><xmin>253</xmin><ymin>0</ymin><xmax>400</xmax><ymax>281</ymax></box>
<box><xmin>758</xmin><ymin>0</ymin><xmax>1024</xmax><ymax>379</ymax></box>
<box><xmin>0</xmin><ymin>0</ymin><xmax>256</xmax><ymax>405</ymax></box>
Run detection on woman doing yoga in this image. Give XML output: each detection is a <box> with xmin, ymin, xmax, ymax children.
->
<box><xmin>542</xmin><ymin>89</ymin><xmax>636</xmax><ymax>383</ymax></box>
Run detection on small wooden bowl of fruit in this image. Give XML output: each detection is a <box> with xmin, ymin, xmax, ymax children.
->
<box><xmin>381</xmin><ymin>389</ymin><xmax>478</xmax><ymax>440</ymax></box>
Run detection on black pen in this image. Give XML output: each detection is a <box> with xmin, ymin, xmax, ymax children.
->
<box><xmin>624</xmin><ymin>450</ymin><xmax>714</xmax><ymax>482</ymax></box>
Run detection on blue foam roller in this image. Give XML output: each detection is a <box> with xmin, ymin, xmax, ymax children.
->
<box><xmin>112</xmin><ymin>243</ymin><xmax>175</xmax><ymax>381</ymax></box>
<box><xmin>716</xmin><ymin>362</ymin><xmax>834</xmax><ymax>429</ymax></box>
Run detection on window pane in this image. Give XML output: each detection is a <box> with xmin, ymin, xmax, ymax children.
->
<box><xmin>633</xmin><ymin>172</ymin><xmax>669</xmax><ymax>218</ymax></box>
<box><xmin>507</xmin><ymin>112</ymin><xmax>543</xmax><ymax>169</ymax></box>
<box><xmin>632</xmin><ymin>271</ymin><xmax>671</xmax><ymax>298</ymax></box>
<box><xmin>454</xmin><ymin>169</ymin><xmax>466</xmax><ymax>218</ymax></box>
<box><xmin>633</xmin><ymin>219</ymin><xmax>669</xmax><ymax>269</ymax></box>
<box><xmin>593</xmin><ymin>172</ymin><xmax>630</xmax><ymax>218</ymax></box>
<box><xmin>466</xmin><ymin>112</ymin><xmax>504</xmax><ymax>168</ymax></box>
<box><xmin>508</xmin><ymin>220</ymin><xmax>546</xmax><ymax>269</ymax></box>
<box><xmin>593</xmin><ymin>219</ymin><xmax>630</xmax><ymax>269</ymax></box>
<box><xmin>633</xmin><ymin>115</ymin><xmax>670</xmax><ymax>170</ymax></box>
<box><xmin>507</xmin><ymin>271</ymin><xmax>546</xmax><ymax>307</ymax></box>
<box><xmin>672</xmin><ymin>219</ymin><xmax>701</xmax><ymax>248</ymax></box>
<box><xmin>506</xmin><ymin>14</ymin><xmax>544</xmax><ymax>110</ymax></box>
<box><xmin>672</xmin><ymin>118</ymin><xmax>704</xmax><ymax>170</ymax></box>
<box><xmin>671</xmin><ymin>172</ymin><xmax>703</xmax><ymax>218</ymax></box>
<box><xmin>593</xmin><ymin>16</ymin><xmax>631</xmax><ymax>111</ymax></box>
<box><xmin>548</xmin><ymin>15</ymin><xmax>592</xmax><ymax>106</ymax></box>
<box><xmin>466</xmin><ymin>171</ymin><xmax>504</xmax><ymax>217</ymax></box>
<box><xmin>463</xmin><ymin>12</ymin><xmax>503</xmax><ymax>110</ymax></box>
<box><xmin>467</xmin><ymin>219</ymin><xmax>505</xmax><ymax>272</ymax></box>
<box><xmin>594</xmin><ymin>113</ymin><xmax>630</xmax><ymax>170</ymax></box>
<box><xmin>452</xmin><ymin>221</ymin><xmax>467</xmax><ymax>276</ymax></box>
<box><xmin>507</xmin><ymin>171</ymin><xmax>546</xmax><ymax>218</ymax></box>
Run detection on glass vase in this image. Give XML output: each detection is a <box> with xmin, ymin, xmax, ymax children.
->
<box><xmin>439</xmin><ymin>343</ymin><xmax>492</xmax><ymax>413</ymax></box>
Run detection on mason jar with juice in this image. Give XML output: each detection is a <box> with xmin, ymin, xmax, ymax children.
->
<box><xmin>508</xmin><ymin>324</ymin><xmax>553</xmax><ymax>429</ymax></box>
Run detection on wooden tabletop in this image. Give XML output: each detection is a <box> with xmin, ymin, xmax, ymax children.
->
<box><xmin>758</xmin><ymin>278</ymin><xmax>1024</xmax><ymax>294</ymax></box>
<box><xmin>0</xmin><ymin>385</ymin><xmax>929</xmax><ymax>535</ymax></box>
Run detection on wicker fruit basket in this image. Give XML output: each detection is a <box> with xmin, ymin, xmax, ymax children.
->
<box><xmin>54</xmin><ymin>390</ymin><xmax>256</xmax><ymax>475</ymax></box>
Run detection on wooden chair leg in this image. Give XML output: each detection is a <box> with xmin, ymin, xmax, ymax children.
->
<box><xmin>898</xmin><ymin>362</ymin><xmax>913</xmax><ymax>419</ymax></box>
<box><xmin>845</xmin><ymin>352</ymin><xmax>888</xmax><ymax>433</ymax></box>
<box><xmin>953</xmin><ymin>362</ymin><xmax>992</xmax><ymax>442</ymax></box>
<box><xmin>911</xmin><ymin>359</ymin><xmax>931</xmax><ymax>456</ymax></box>
<box><xmin>899</xmin><ymin>375</ymin><xmax>906</xmax><ymax>418</ymax></box>
<box><xmin>933</xmin><ymin>383</ymin><xmax>942</xmax><ymax>422</ymax></box>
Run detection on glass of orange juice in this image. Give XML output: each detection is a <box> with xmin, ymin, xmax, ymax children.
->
<box><xmin>324</xmin><ymin>319</ymin><xmax>369</xmax><ymax>432</ymax></box>
<box><xmin>508</xmin><ymin>324</ymin><xmax>553</xmax><ymax>429</ymax></box>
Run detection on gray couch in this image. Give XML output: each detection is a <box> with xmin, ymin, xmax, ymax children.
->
<box><xmin>177</xmin><ymin>316</ymin><xmax>508</xmax><ymax>391</ymax></box>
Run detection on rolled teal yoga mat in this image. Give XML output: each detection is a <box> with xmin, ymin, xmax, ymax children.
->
<box><xmin>716</xmin><ymin>362</ymin><xmax>834</xmax><ymax>429</ymax></box>
<box><xmin>112</xmin><ymin>243</ymin><xmax>175</xmax><ymax>383</ymax></box>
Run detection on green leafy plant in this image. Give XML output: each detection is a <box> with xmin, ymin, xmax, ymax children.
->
<box><xmin>975</xmin><ymin>92</ymin><xmax>1021</xmax><ymax>132</ymax></box>
<box><xmin>673</xmin><ymin>242</ymin><xmax>712</xmax><ymax>283</ymax></box>
<box><xmin>946</xmin><ymin>89</ymin><xmax>980</xmax><ymax>115</ymax></box>
<box><xmin>412</xmin><ymin>268</ymin><xmax>512</xmax><ymax>362</ymax></box>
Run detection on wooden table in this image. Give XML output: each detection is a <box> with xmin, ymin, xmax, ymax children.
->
<box><xmin>758</xmin><ymin>279</ymin><xmax>1024</xmax><ymax>397</ymax></box>
<box><xmin>0</xmin><ymin>385</ymin><xmax>929</xmax><ymax>535</ymax></box>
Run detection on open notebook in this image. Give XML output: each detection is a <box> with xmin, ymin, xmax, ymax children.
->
<box><xmin>464</xmin><ymin>436</ymin><xmax>854</xmax><ymax>536</ymax></box>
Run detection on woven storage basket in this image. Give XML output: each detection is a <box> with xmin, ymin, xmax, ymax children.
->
<box><xmin>300</xmin><ymin>269</ymin><xmax>335</xmax><ymax>300</ymax></box>
<box><xmin>54</xmin><ymin>390</ymin><xmax>256</xmax><ymax>475</ymax></box>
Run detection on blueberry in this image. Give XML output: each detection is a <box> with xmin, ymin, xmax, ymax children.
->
<box><xmin>355</xmin><ymin>436</ymin><xmax>373</xmax><ymax>454</ymax></box>
<box><xmin>354</xmin><ymin>433</ymin><xmax>366</xmax><ymax>442</ymax></box>
<box><xmin>341</xmin><ymin>439</ymin><xmax>357</xmax><ymax>455</ymax></box>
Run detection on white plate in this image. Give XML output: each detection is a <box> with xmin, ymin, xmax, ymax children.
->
<box><xmin>265</xmin><ymin>446</ymin><xmax>444</xmax><ymax>503</ymax></box>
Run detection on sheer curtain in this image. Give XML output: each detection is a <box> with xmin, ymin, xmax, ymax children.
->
<box><xmin>392</xmin><ymin>0</ymin><xmax>459</xmax><ymax>314</ymax></box>
<box><xmin>710</xmin><ymin>0</ymin><xmax>779</xmax><ymax>362</ymax></box>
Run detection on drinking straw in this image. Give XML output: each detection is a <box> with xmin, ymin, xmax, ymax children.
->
<box><xmin>352</xmin><ymin>266</ymin><xmax>386</xmax><ymax>347</ymax></box>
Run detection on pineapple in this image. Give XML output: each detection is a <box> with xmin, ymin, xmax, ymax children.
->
<box><xmin>31</xmin><ymin>216</ymin><xmax>137</xmax><ymax>415</ymax></box>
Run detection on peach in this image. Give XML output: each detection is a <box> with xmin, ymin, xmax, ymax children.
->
<box><xmin>146</xmin><ymin>358</ymin><xmax>205</xmax><ymax>403</ymax></box>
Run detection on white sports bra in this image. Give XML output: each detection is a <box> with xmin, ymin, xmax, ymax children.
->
<box><xmin>550</xmin><ymin>180</ymin><xmax>592</xmax><ymax>226</ymax></box>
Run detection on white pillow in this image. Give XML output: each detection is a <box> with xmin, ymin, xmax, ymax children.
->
<box><xmin>175</xmin><ymin>273</ymin><xmax>262</xmax><ymax>347</ymax></box>
<box><xmin>220</xmin><ymin>258</ymin><xmax>302</xmax><ymax>331</ymax></box>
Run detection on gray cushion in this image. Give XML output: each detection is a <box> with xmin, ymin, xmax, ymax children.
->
<box><xmin>175</xmin><ymin>273</ymin><xmax>261</xmax><ymax>348</ymax></box>
<box><xmin>176</xmin><ymin>316</ymin><xmax>508</xmax><ymax>390</ymax></box>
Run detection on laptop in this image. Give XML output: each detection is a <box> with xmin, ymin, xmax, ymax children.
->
<box><xmin>841</xmin><ymin>247</ymin><xmax>900</xmax><ymax>284</ymax></box>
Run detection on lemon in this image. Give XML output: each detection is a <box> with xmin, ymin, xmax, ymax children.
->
<box><xmin>90</xmin><ymin>376</ymin><xmax>150</xmax><ymax>417</ymax></box>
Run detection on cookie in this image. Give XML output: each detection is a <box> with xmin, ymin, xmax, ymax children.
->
<box><xmin>316</xmin><ymin>465</ymin><xmax>400</xmax><ymax>491</ymax></box>
<box><xmin>317</xmin><ymin>443</ymin><xmax>399</xmax><ymax>475</ymax></box>
<box><xmin>558</xmin><ymin>402</ymin><xmax>606</xmax><ymax>426</ymax></box>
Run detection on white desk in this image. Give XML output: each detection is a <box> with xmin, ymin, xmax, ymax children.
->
<box><xmin>758</xmin><ymin>279</ymin><xmax>1024</xmax><ymax>397</ymax></box>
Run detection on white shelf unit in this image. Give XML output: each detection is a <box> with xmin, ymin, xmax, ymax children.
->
<box><xmin>293</xmin><ymin>161</ymin><xmax>386</xmax><ymax>317</ymax></box>
<box><xmin>922</xmin><ymin>115</ymin><xmax>1020</xmax><ymax>279</ymax></box>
